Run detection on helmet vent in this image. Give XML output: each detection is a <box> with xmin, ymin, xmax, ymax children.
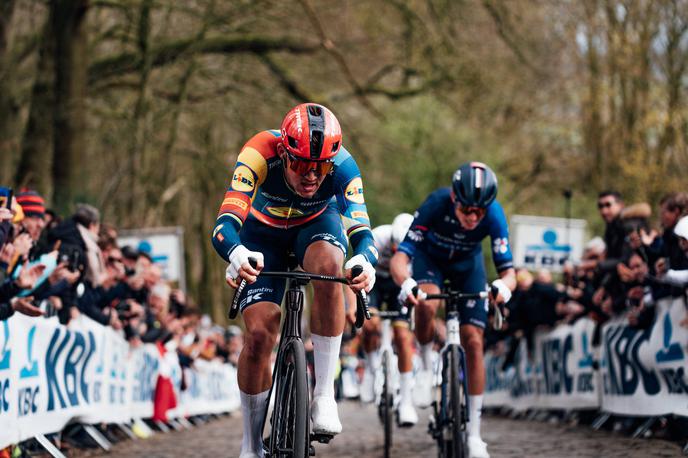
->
<box><xmin>310</xmin><ymin>130</ymin><xmax>324</xmax><ymax>158</ymax></box>
<box><xmin>287</xmin><ymin>136</ymin><xmax>298</xmax><ymax>149</ymax></box>
<box><xmin>331</xmin><ymin>141</ymin><xmax>339</xmax><ymax>152</ymax></box>
<box><xmin>308</xmin><ymin>105</ymin><xmax>322</xmax><ymax>116</ymax></box>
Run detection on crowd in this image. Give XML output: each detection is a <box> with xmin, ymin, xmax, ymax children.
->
<box><xmin>484</xmin><ymin>190</ymin><xmax>688</xmax><ymax>354</ymax></box>
<box><xmin>0</xmin><ymin>187</ymin><xmax>244</xmax><ymax>452</ymax></box>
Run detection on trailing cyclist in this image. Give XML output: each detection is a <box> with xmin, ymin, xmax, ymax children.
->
<box><xmin>390</xmin><ymin>162</ymin><xmax>516</xmax><ymax>458</ymax></box>
<box><xmin>356</xmin><ymin>212</ymin><xmax>418</xmax><ymax>426</ymax></box>
<box><xmin>212</xmin><ymin>103</ymin><xmax>377</xmax><ymax>458</ymax></box>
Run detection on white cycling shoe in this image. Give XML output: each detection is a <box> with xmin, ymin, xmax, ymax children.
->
<box><xmin>311</xmin><ymin>396</ymin><xmax>342</xmax><ymax>435</ymax></box>
<box><xmin>397</xmin><ymin>401</ymin><xmax>418</xmax><ymax>427</ymax></box>
<box><xmin>359</xmin><ymin>369</ymin><xmax>376</xmax><ymax>404</ymax></box>
<box><xmin>412</xmin><ymin>370</ymin><xmax>434</xmax><ymax>408</ymax></box>
<box><xmin>239</xmin><ymin>452</ymin><xmax>262</xmax><ymax>458</ymax></box>
<box><xmin>468</xmin><ymin>436</ymin><xmax>490</xmax><ymax>458</ymax></box>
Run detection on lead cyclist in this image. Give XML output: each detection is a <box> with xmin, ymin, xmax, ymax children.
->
<box><xmin>212</xmin><ymin>103</ymin><xmax>377</xmax><ymax>458</ymax></box>
<box><xmin>390</xmin><ymin>162</ymin><xmax>516</xmax><ymax>458</ymax></box>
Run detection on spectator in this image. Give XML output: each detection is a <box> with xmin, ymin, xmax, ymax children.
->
<box><xmin>651</xmin><ymin>192</ymin><xmax>688</xmax><ymax>272</ymax></box>
<box><xmin>597</xmin><ymin>190</ymin><xmax>625</xmax><ymax>260</ymax></box>
<box><xmin>16</xmin><ymin>189</ymin><xmax>46</xmax><ymax>245</ymax></box>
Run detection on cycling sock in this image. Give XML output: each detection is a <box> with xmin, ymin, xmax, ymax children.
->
<box><xmin>366</xmin><ymin>350</ymin><xmax>381</xmax><ymax>372</ymax></box>
<box><xmin>467</xmin><ymin>394</ymin><xmax>483</xmax><ymax>438</ymax></box>
<box><xmin>421</xmin><ymin>342</ymin><xmax>434</xmax><ymax>371</ymax></box>
<box><xmin>399</xmin><ymin>371</ymin><xmax>414</xmax><ymax>404</ymax></box>
<box><xmin>312</xmin><ymin>333</ymin><xmax>342</xmax><ymax>399</ymax></box>
<box><xmin>240</xmin><ymin>389</ymin><xmax>269</xmax><ymax>456</ymax></box>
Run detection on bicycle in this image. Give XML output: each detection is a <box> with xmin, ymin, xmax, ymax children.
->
<box><xmin>372</xmin><ymin>303</ymin><xmax>414</xmax><ymax>458</ymax></box>
<box><xmin>229</xmin><ymin>261</ymin><xmax>370</xmax><ymax>458</ymax></box>
<box><xmin>417</xmin><ymin>286</ymin><xmax>503</xmax><ymax>458</ymax></box>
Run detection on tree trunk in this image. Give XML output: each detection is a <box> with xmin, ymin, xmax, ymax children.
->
<box><xmin>52</xmin><ymin>0</ymin><xmax>89</xmax><ymax>213</ymax></box>
<box><xmin>15</xmin><ymin>16</ymin><xmax>55</xmax><ymax>197</ymax></box>
<box><xmin>0</xmin><ymin>0</ymin><xmax>17</xmax><ymax>185</ymax></box>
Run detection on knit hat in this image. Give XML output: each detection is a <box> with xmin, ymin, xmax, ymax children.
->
<box><xmin>16</xmin><ymin>189</ymin><xmax>45</xmax><ymax>218</ymax></box>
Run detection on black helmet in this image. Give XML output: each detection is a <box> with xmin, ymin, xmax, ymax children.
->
<box><xmin>451</xmin><ymin>162</ymin><xmax>498</xmax><ymax>208</ymax></box>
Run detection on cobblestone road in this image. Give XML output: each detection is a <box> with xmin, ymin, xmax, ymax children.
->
<box><xmin>82</xmin><ymin>401</ymin><xmax>683</xmax><ymax>458</ymax></box>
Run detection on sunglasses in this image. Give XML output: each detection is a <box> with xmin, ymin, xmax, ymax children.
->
<box><xmin>597</xmin><ymin>201</ymin><xmax>613</xmax><ymax>209</ymax></box>
<box><xmin>285</xmin><ymin>152</ymin><xmax>335</xmax><ymax>176</ymax></box>
<box><xmin>107</xmin><ymin>256</ymin><xmax>123</xmax><ymax>264</ymax></box>
<box><xmin>455</xmin><ymin>203</ymin><xmax>487</xmax><ymax>218</ymax></box>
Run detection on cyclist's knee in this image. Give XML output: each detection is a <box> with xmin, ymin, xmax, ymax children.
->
<box><xmin>462</xmin><ymin>331</ymin><xmax>484</xmax><ymax>357</ymax></box>
<box><xmin>303</xmin><ymin>241</ymin><xmax>344</xmax><ymax>277</ymax></box>
<box><xmin>246</xmin><ymin>326</ymin><xmax>277</xmax><ymax>358</ymax></box>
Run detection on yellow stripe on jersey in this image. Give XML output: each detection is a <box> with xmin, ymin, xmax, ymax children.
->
<box><xmin>238</xmin><ymin>147</ymin><xmax>268</xmax><ymax>185</ymax></box>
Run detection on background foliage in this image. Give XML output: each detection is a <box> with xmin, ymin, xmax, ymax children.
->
<box><xmin>2</xmin><ymin>0</ymin><xmax>687</xmax><ymax>321</ymax></box>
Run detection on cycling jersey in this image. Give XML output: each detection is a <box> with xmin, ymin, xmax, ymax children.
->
<box><xmin>398</xmin><ymin>187</ymin><xmax>513</xmax><ymax>273</ymax></box>
<box><xmin>372</xmin><ymin>225</ymin><xmax>394</xmax><ymax>278</ymax></box>
<box><xmin>212</xmin><ymin>130</ymin><xmax>377</xmax><ymax>265</ymax></box>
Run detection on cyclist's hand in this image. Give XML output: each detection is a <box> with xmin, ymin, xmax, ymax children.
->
<box><xmin>398</xmin><ymin>277</ymin><xmax>425</xmax><ymax>305</ymax></box>
<box><xmin>226</xmin><ymin>246</ymin><xmax>264</xmax><ymax>288</ymax></box>
<box><xmin>344</xmin><ymin>254</ymin><xmax>375</xmax><ymax>293</ymax></box>
<box><xmin>490</xmin><ymin>279</ymin><xmax>512</xmax><ymax>304</ymax></box>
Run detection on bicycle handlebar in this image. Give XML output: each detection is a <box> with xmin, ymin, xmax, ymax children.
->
<box><xmin>228</xmin><ymin>258</ymin><xmax>371</xmax><ymax>328</ymax></box>
<box><xmin>409</xmin><ymin>285</ymin><xmax>505</xmax><ymax>331</ymax></box>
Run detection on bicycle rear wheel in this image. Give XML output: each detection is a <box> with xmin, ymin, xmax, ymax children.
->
<box><xmin>448</xmin><ymin>345</ymin><xmax>467</xmax><ymax>458</ymax></box>
<box><xmin>381</xmin><ymin>350</ymin><xmax>393</xmax><ymax>458</ymax></box>
<box><xmin>269</xmin><ymin>339</ymin><xmax>309</xmax><ymax>458</ymax></box>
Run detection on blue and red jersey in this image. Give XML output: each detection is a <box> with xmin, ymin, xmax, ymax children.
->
<box><xmin>212</xmin><ymin>130</ymin><xmax>377</xmax><ymax>264</ymax></box>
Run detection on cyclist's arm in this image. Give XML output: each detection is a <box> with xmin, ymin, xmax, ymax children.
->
<box><xmin>334</xmin><ymin>153</ymin><xmax>377</xmax><ymax>266</ymax></box>
<box><xmin>392</xmin><ymin>193</ymin><xmax>437</xmax><ymax>285</ymax></box>
<box><xmin>390</xmin><ymin>251</ymin><xmax>412</xmax><ymax>286</ymax></box>
<box><xmin>211</xmin><ymin>133</ymin><xmax>270</xmax><ymax>262</ymax></box>
<box><xmin>487</xmin><ymin>202</ymin><xmax>516</xmax><ymax>296</ymax></box>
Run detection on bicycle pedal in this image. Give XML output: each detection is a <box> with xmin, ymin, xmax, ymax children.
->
<box><xmin>310</xmin><ymin>433</ymin><xmax>334</xmax><ymax>444</ymax></box>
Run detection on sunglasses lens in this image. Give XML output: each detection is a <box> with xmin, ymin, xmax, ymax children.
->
<box><xmin>287</xmin><ymin>155</ymin><xmax>333</xmax><ymax>176</ymax></box>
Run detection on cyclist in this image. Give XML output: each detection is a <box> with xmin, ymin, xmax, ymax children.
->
<box><xmin>390</xmin><ymin>162</ymin><xmax>515</xmax><ymax>458</ymax></box>
<box><xmin>212</xmin><ymin>103</ymin><xmax>377</xmax><ymax>458</ymax></box>
<box><xmin>354</xmin><ymin>212</ymin><xmax>418</xmax><ymax>426</ymax></box>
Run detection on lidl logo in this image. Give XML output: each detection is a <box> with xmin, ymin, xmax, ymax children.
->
<box><xmin>345</xmin><ymin>178</ymin><xmax>364</xmax><ymax>204</ymax></box>
<box><xmin>231</xmin><ymin>166</ymin><xmax>255</xmax><ymax>192</ymax></box>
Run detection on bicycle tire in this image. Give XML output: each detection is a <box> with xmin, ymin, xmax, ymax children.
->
<box><xmin>381</xmin><ymin>350</ymin><xmax>393</xmax><ymax>458</ymax></box>
<box><xmin>449</xmin><ymin>345</ymin><xmax>467</xmax><ymax>458</ymax></box>
<box><xmin>269</xmin><ymin>339</ymin><xmax>309</xmax><ymax>458</ymax></box>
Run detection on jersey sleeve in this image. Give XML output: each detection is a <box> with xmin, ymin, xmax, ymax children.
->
<box><xmin>211</xmin><ymin>131</ymin><xmax>272</xmax><ymax>261</ymax></box>
<box><xmin>487</xmin><ymin>202</ymin><xmax>514</xmax><ymax>272</ymax></box>
<box><xmin>333</xmin><ymin>151</ymin><xmax>378</xmax><ymax>265</ymax></box>
<box><xmin>397</xmin><ymin>191</ymin><xmax>440</xmax><ymax>258</ymax></box>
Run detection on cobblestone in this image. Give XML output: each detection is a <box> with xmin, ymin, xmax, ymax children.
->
<box><xmin>79</xmin><ymin>402</ymin><xmax>684</xmax><ymax>458</ymax></box>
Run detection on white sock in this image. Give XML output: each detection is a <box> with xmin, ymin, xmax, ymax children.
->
<box><xmin>399</xmin><ymin>371</ymin><xmax>414</xmax><ymax>404</ymax></box>
<box><xmin>240</xmin><ymin>389</ymin><xmax>269</xmax><ymax>456</ymax></box>
<box><xmin>366</xmin><ymin>350</ymin><xmax>381</xmax><ymax>372</ymax></box>
<box><xmin>312</xmin><ymin>333</ymin><xmax>342</xmax><ymax>399</ymax></box>
<box><xmin>467</xmin><ymin>394</ymin><xmax>483</xmax><ymax>438</ymax></box>
<box><xmin>421</xmin><ymin>342</ymin><xmax>434</xmax><ymax>371</ymax></box>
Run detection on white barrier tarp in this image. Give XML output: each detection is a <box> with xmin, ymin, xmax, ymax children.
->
<box><xmin>484</xmin><ymin>299</ymin><xmax>688</xmax><ymax>417</ymax></box>
<box><xmin>484</xmin><ymin>318</ymin><xmax>599</xmax><ymax>411</ymax></box>
<box><xmin>0</xmin><ymin>314</ymin><xmax>240</xmax><ymax>449</ymax></box>
<box><xmin>600</xmin><ymin>296</ymin><xmax>688</xmax><ymax>417</ymax></box>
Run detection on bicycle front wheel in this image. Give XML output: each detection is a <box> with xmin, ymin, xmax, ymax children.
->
<box><xmin>269</xmin><ymin>339</ymin><xmax>309</xmax><ymax>458</ymax></box>
<box><xmin>448</xmin><ymin>345</ymin><xmax>467</xmax><ymax>458</ymax></box>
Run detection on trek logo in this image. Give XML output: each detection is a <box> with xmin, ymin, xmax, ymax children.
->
<box><xmin>344</xmin><ymin>178</ymin><xmax>364</xmax><ymax>204</ymax></box>
<box><xmin>231</xmin><ymin>165</ymin><xmax>255</xmax><ymax>192</ymax></box>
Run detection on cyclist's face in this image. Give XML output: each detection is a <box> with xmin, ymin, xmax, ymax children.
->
<box><xmin>453</xmin><ymin>203</ymin><xmax>485</xmax><ymax>230</ymax></box>
<box><xmin>280</xmin><ymin>146</ymin><xmax>328</xmax><ymax>198</ymax></box>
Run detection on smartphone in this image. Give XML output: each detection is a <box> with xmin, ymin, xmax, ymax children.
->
<box><xmin>0</xmin><ymin>187</ymin><xmax>12</xmax><ymax>209</ymax></box>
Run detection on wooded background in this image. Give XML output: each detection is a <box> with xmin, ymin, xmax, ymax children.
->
<box><xmin>2</xmin><ymin>0</ymin><xmax>687</xmax><ymax>321</ymax></box>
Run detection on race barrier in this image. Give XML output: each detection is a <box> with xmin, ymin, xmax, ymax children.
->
<box><xmin>0</xmin><ymin>314</ymin><xmax>240</xmax><ymax>449</ymax></box>
<box><xmin>484</xmin><ymin>296</ymin><xmax>688</xmax><ymax>417</ymax></box>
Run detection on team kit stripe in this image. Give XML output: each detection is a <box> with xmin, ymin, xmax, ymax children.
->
<box><xmin>249</xmin><ymin>207</ymin><xmax>326</xmax><ymax>229</ymax></box>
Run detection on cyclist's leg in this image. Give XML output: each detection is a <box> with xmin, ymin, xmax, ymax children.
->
<box><xmin>236</xmin><ymin>221</ymin><xmax>288</xmax><ymax>456</ymax></box>
<box><xmin>295</xmin><ymin>206</ymin><xmax>348</xmax><ymax>434</ymax></box>
<box><xmin>411</xmin><ymin>250</ymin><xmax>443</xmax><ymax>371</ymax></box>
<box><xmin>452</xmin><ymin>254</ymin><xmax>489</xmax><ymax>453</ymax></box>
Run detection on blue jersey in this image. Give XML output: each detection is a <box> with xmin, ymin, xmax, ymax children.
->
<box><xmin>398</xmin><ymin>188</ymin><xmax>513</xmax><ymax>272</ymax></box>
